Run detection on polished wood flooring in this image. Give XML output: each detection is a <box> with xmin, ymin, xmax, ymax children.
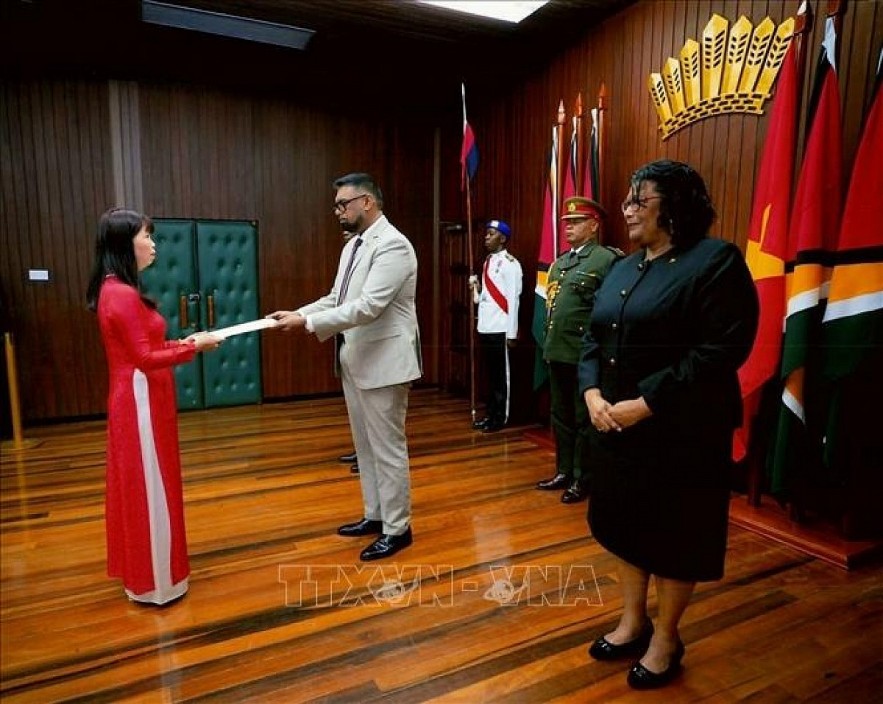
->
<box><xmin>2</xmin><ymin>389</ymin><xmax>881</xmax><ymax>703</ymax></box>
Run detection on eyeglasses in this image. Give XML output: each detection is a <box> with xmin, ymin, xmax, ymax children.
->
<box><xmin>333</xmin><ymin>194</ymin><xmax>369</xmax><ymax>213</ymax></box>
<box><xmin>621</xmin><ymin>196</ymin><xmax>662</xmax><ymax>212</ymax></box>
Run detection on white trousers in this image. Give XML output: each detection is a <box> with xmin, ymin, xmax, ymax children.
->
<box><xmin>341</xmin><ymin>372</ymin><xmax>411</xmax><ymax>535</ymax></box>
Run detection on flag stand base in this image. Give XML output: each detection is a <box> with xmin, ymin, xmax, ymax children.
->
<box><xmin>523</xmin><ymin>427</ymin><xmax>883</xmax><ymax>570</ymax></box>
<box><xmin>728</xmin><ymin>494</ymin><xmax>883</xmax><ymax>570</ymax></box>
<box><xmin>1</xmin><ymin>439</ymin><xmax>43</xmax><ymax>451</ymax></box>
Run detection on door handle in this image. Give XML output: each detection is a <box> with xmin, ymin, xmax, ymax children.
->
<box><xmin>179</xmin><ymin>295</ymin><xmax>189</xmax><ymax>329</ymax></box>
<box><xmin>207</xmin><ymin>293</ymin><xmax>215</xmax><ymax>329</ymax></box>
<box><xmin>183</xmin><ymin>292</ymin><xmax>200</xmax><ymax>330</ymax></box>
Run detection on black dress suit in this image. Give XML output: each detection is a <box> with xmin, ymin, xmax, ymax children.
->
<box><xmin>579</xmin><ymin>238</ymin><xmax>759</xmax><ymax>581</ymax></box>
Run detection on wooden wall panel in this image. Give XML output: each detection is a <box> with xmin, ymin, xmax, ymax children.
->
<box><xmin>439</xmin><ymin>0</ymin><xmax>882</xmax><ymax>425</ymax></box>
<box><xmin>2</xmin><ymin>78</ymin><xmax>436</xmax><ymax>421</ymax></box>
<box><xmin>0</xmin><ymin>80</ymin><xmax>114</xmax><ymax>421</ymax></box>
<box><xmin>458</xmin><ymin>0</ymin><xmax>881</xmax><ymax>251</ymax></box>
<box><xmin>3</xmin><ymin>0</ymin><xmax>879</xmax><ymax>423</ymax></box>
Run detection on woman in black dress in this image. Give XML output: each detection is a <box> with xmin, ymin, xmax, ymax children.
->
<box><xmin>579</xmin><ymin>160</ymin><xmax>759</xmax><ymax>689</ymax></box>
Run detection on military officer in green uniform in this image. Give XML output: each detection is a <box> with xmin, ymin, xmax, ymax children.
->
<box><xmin>537</xmin><ymin>196</ymin><xmax>622</xmax><ymax>503</ymax></box>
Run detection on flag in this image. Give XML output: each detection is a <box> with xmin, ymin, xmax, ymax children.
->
<box><xmin>588</xmin><ymin>106</ymin><xmax>600</xmax><ymax>202</ymax></box>
<box><xmin>769</xmin><ymin>16</ymin><xmax>843</xmax><ymax>499</ymax></box>
<box><xmin>821</xmin><ymin>49</ymin><xmax>883</xmax><ymax>469</ymax></box>
<box><xmin>564</xmin><ymin>98</ymin><xmax>600</xmax><ymax>203</ymax></box>
<box><xmin>532</xmin><ymin>121</ymin><xmax>561</xmax><ymax>389</ymax></box>
<box><xmin>460</xmin><ymin>83</ymin><xmax>479</xmax><ymax>190</ymax></box>
<box><xmin>561</xmin><ymin>98</ymin><xmax>581</xmax><ymax>252</ymax></box>
<box><xmin>733</xmin><ymin>39</ymin><xmax>799</xmax><ymax>462</ymax></box>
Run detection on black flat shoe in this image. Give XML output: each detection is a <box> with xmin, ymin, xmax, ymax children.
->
<box><xmin>338</xmin><ymin>451</ymin><xmax>357</xmax><ymax>463</ymax></box>
<box><xmin>627</xmin><ymin>640</ymin><xmax>685</xmax><ymax>690</ymax></box>
<box><xmin>536</xmin><ymin>473</ymin><xmax>570</xmax><ymax>490</ymax></box>
<box><xmin>472</xmin><ymin>417</ymin><xmax>490</xmax><ymax>430</ymax></box>
<box><xmin>360</xmin><ymin>527</ymin><xmax>413</xmax><ymax>561</ymax></box>
<box><xmin>588</xmin><ymin>621</ymin><xmax>653</xmax><ymax>660</ymax></box>
<box><xmin>337</xmin><ymin>518</ymin><xmax>382</xmax><ymax>537</ymax></box>
<box><xmin>350</xmin><ymin>463</ymin><xmax>359</xmax><ymax>474</ymax></box>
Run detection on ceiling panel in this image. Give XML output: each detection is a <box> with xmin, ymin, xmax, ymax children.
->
<box><xmin>1</xmin><ymin>0</ymin><xmax>634</xmax><ymax>110</ymax></box>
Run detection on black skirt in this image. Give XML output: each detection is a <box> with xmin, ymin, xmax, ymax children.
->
<box><xmin>587</xmin><ymin>419</ymin><xmax>733</xmax><ymax>582</ymax></box>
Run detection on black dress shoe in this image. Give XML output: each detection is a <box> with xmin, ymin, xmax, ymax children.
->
<box><xmin>627</xmin><ymin>640</ymin><xmax>685</xmax><ymax>690</ymax></box>
<box><xmin>561</xmin><ymin>480</ymin><xmax>589</xmax><ymax>503</ymax></box>
<box><xmin>482</xmin><ymin>420</ymin><xmax>505</xmax><ymax>433</ymax></box>
<box><xmin>350</xmin><ymin>463</ymin><xmax>359</xmax><ymax>474</ymax></box>
<box><xmin>338</xmin><ymin>451</ymin><xmax>357</xmax><ymax>463</ymax></box>
<box><xmin>588</xmin><ymin>621</ymin><xmax>654</xmax><ymax>661</ymax></box>
<box><xmin>472</xmin><ymin>417</ymin><xmax>490</xmax><ymax>430</ymax></box>
<box><xmin>337</xmin><ymin>518</ymin><xmax>382</xmax><ymax>537</ymax></box>
<box><xmin>536</xmin><ymin>473</ymin><xmax>570</xmax><ymax>490</ymax></box>
<box><xmin>360</xmin><ymin>527</ymin><xmax>413</xmax><ymax>561</ymax></box>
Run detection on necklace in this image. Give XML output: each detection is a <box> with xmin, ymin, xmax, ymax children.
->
<box><xmin>645</xmin><ymin>244</ymin><xmax>674</xmax><ymax>261</ymax></box>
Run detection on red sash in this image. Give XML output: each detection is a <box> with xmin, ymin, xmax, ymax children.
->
<box><xmin>483</xmin><ymin>257</ymin><xmax>509</xmax><ymax>313</ymax></box>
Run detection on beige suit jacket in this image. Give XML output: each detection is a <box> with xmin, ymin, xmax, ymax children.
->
<box><xmin>298</xmin><ymin>214</ymin><xmax>422</xmax><ymax>390</ymax></box>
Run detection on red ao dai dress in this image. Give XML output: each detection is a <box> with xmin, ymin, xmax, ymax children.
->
<box><xmin>97</xmin><ymin>276</ymin><xmax>196</xmax><ymax>604</ymax></box>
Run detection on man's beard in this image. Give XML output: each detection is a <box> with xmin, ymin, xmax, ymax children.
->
<box><xmin>340</xmin><ymin>219</ymin><xmax>360</xmax><ymax>233</ymax></box>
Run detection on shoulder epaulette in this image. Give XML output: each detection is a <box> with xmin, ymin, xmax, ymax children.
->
<box><xmin>504</xmin><ymin>253</ymin><xmax>515</xmax><ymax>262</ymax></box>
<box><xmin>606</xmin><ymin>246</ymin><xmax>626</xmax><ymax>257</ymax></box>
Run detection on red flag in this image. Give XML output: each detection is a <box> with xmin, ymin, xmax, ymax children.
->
<box><xmin>733</xmin><ymin>40</ymin><xmax>799</xmax><ymax>461</ymax></box>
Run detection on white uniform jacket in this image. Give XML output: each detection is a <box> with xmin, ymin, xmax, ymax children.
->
<box><xmin>476</xmin><ymin>249</ymin><xmax>523</xmax><ymax>339</ymax></box>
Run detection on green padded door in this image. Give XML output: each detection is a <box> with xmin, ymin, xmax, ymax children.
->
<box><xmin>139</xmin><ymin>219</ymin><xmax>204</xmax><ymax>410</ymax></box>
<box><xmin>196</xmin><ymin>221</ymin><xmax>262</xmax><ymax>408</ymax></box>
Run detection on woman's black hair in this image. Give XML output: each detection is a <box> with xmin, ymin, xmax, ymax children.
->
<box><xmin>629</xmin><ymin>159</ymin><xmax>716</xmax><ymax>248</ymax></box>
<box><xmin>86</xmin><ymin>207</ymin><xmax>156</xmax><ymax>312</ymax></box>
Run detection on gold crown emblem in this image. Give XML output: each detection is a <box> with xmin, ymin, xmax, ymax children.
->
<box><xmin>567</xmin><ymin>202</ymin><xmax>577</xmax><ymax>212</ymax></box>
<box><xmin>649</xmin><ymin>13</ymin><xmax>795</xmax><ymax>140</ymax></box>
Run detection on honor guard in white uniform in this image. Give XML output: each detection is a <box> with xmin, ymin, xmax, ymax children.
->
<box><xmin>469</xmin><ymin>219</ymin><xmax>523</xmax><ymax>432</ymax></box>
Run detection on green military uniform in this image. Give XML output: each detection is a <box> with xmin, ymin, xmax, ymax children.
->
<box><xmin>543</xmin><ymin>242</ymin><xmax>621</xmax><ymax>488</ymax></box>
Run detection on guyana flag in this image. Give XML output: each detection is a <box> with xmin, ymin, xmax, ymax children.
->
<box><xmin>821</xmin><ymin>49</ymin><xmax>883</xmax><ymax>469</ymax></box>
<box><xmin>532</xmin><ymin>118</ymin><xmax>561</xmax><ymax>389</ymax></box>
<box><xmin>769</xmin><ymin>16</ymin><xmax>843</xmax><ymax>499</ymax></box>
<box><xmin>734</xmin><ymin>35</ymin><xmax>799</xmax><ymax>462</ymax></box>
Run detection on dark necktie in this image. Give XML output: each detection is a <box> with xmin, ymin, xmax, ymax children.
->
<box><xmin>334</xmin><ymin>236</ymin><xmax>362</xmax><ymax>374</ymax></box>
<box><xmin>337</xmin><ymin>236</ymin><xmax>363</xmax><ymax>304</ymax></box>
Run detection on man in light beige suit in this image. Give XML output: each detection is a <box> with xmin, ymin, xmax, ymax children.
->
<box><xmin>269</xmin><ymin>173</ymin><xmax>421</xmax><ymax>561</ymax></box>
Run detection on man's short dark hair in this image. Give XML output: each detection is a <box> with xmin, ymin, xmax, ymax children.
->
<box><xmin>333</xmin><ymin>173</ymin><xmax>383</xmax><ymax>209</ymax></box>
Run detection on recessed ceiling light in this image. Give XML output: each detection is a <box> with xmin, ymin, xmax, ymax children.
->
<box><xmin>419</xmin><ymin>1</ymin><xmax>550</xmax><ymax>24</ymax></box>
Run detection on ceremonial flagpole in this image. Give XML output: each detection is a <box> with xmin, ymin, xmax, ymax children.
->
<box><xmin>574</xmin><ymin>92</ymin><xmax>585</xmax><ymax>196</ymax></box>
<box><xmin>555</xmin><ymin>100</ymin><xmax>566</xmax><ymax>254</ymax></box>
<box><xmin>460</xmin><ymin>83</ymin><xmax>479</xmax><ymax>423</ymax></box>
<box><xmin>597</xmin><ymin>82</ymin><xmax>607</xmax><ymax>209</ymax></box>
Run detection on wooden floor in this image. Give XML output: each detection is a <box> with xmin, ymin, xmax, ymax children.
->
<box><xmin>2</xmin><ymin>389</ymin><xmax>881</xmax><ymax>703</ymax></box>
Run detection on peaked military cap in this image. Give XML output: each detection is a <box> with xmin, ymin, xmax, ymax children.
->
<box><xmin>561</xmin><ymin>196</ymin><xmax>606</xmax><ymax>220</ymax></box>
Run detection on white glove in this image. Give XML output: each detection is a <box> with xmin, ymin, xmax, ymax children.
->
<box><xmin>468</xmin><ymin>274</ymin><xmax>478</xmax><ymax>286</ymax></box>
